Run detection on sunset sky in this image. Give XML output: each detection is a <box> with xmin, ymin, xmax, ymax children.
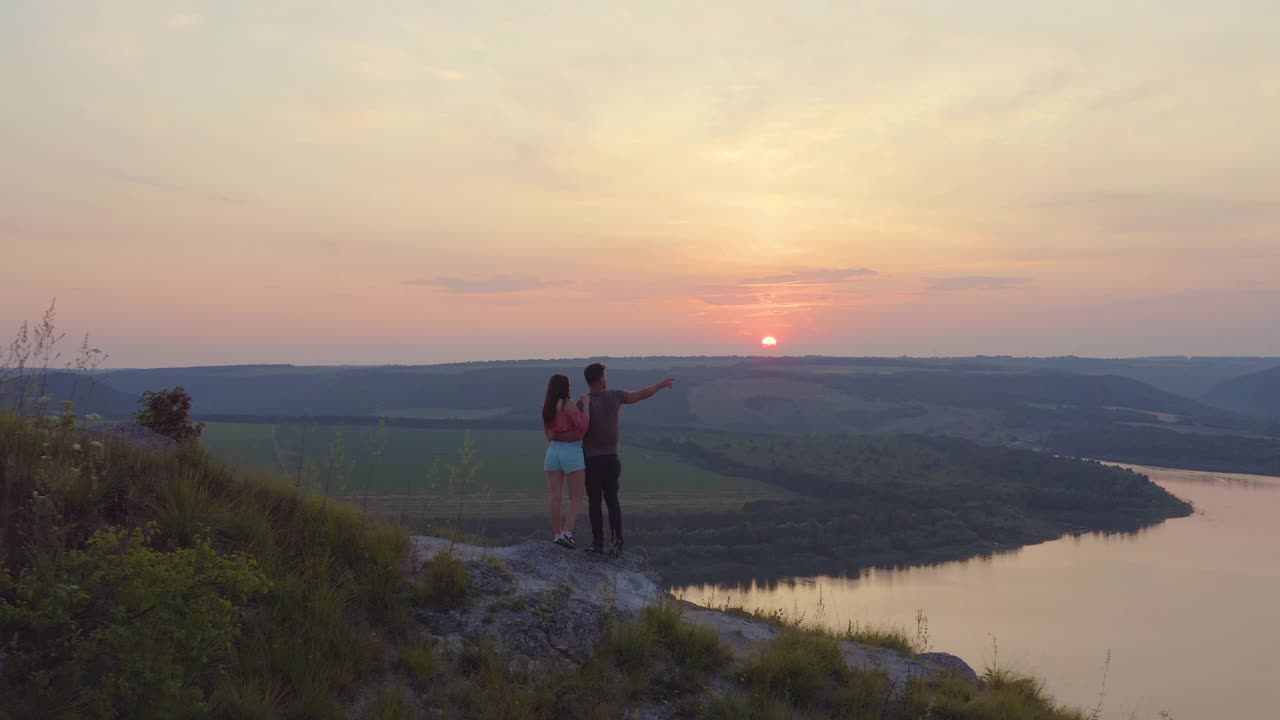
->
<box><xmin>3</xmin><ymin>1</ymin><xmax>1278</xmax><ymax>367</ymax></box>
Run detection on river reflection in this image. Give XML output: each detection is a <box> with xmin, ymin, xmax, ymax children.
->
<box><xmin>676</xmin><ymin>465</ymin><xmax>1280</xmax><ymax>720</ymax></box>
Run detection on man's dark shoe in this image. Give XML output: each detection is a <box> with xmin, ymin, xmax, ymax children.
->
<box><xmin>584</xmin><ymin>545</ymin><xmax>606</xmax><ymax>555</ymax></box>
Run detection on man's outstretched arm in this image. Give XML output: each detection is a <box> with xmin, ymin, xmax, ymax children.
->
<box><xmin>625</xmin><ymin>378</ymin><xmax>675</xmax><ymax>404</ymax></box>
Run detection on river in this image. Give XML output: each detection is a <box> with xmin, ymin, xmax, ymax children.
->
<box><xmin>676</xmin><ymin>465</ymin><xmax>1280</xmax><ymax>719</ymax></box>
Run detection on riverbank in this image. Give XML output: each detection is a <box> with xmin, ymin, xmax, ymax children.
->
<box><xmin>678</xmin><ymin>465</ymin><xmax>1280</xmax><ymax>719</ymax></box>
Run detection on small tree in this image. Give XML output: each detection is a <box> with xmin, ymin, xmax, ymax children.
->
<box><xmin>134</xmin><ymin>387</ymin><xmax>204</xmax><ymax>444</ymax></box>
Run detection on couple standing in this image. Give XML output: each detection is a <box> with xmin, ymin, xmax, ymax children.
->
<box><xmin>541</xmin><ymin>362</ymin><xmax>674</xmax><ymax>556</ymax></box>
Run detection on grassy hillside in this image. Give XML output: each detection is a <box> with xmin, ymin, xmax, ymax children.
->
<box><xmin>0</xmin><ymin>411</ymin><xmax>411</xmax><ymax>719</ymax></box>
<box><xmin>0</xmin><ymin>411</ymin><xmax>1092</xmax><ymax>719</ymax></box>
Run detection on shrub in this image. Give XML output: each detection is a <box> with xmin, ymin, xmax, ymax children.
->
<box><xmin>371</xmin><ymin>682</ymin><xmax>424</xmax><ymax>720</ymax></box>
<box><xmin>695</xmin><ymin>694</ymin><xmax>794</xmax><ymax>720</ymax></box>
<box><xmin>418</xmin><ymin>550</ymin><xmax>469</xmax><ymax>609</ymax></box>
<box><xmin>0</xmin><ymin>525</ymin><xmax>267</xmax><ymax>719</ymax></box>
<box><xmin>134</xmin><ymin>386</ymin><xmax>204</xmax><ymax>444</ymax></box>
<box><xmin>637</xmin><ymin>604</ymin><xmax>726</xmax><ymax>675</ymax></box>
<box><xmin>0</xmin><ymin>413</ymin><xmax>417</xmax><ymax>719</ymax></box>
<box><xmin>742</xmin><ymin>633</ymin><xmax>846</xmax><ymax>705</ymax></box>
<box><xmin>402</xmin><ymin>639</ymin><xmax>438</xmax><ymax>687</ymax></box>
<box><xmin>610</xmin><ymin>620</ymin><xmax>657</xmax><ymax>675</ymax></box>
<box><xmin>903</xmin><ymin>669</ymin><xmax>1089</xmax><ymax>720</ymax></box>
<box><xmin>738</xmin><ymin>631</ymin><xmax>893</xmax><ymax>716</ymax></box>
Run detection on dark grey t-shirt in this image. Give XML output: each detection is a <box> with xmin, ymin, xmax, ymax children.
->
<box><xmin>582</xmin><ymin>389</ymin><xmax>628</xmax><ymax>457</ymax></box>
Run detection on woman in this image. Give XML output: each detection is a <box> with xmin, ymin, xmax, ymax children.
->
<box><xmin>542</xmin><ymin>374</ymin><xmax>589</xmax><ymax>548</ymax></box>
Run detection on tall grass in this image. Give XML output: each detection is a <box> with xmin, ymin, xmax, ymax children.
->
<box><xmin>710</xmin><ymin>600</ymin><xmax>927</xmax><ymax>655</ymax></box>
<box><xmin>0</xmin><ymin>410</ymin><xmax>413</xmax><ymax>718</ymax></box>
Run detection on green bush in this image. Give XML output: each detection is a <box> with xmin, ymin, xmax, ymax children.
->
<box><xmin>738</xmin><ymin>631</ymin><xmax>892</xmax><ymax>716</ymax></box>
<box><xmin>742</xmin><ymin>633</ymin><xmax>845</xmax><ymax>703</ymax></box>
<box><xmin>402</xmin><ymin>639</ymin><xmax>438</xmax><ymax>687</ymax></box>
<box><xmin>0</xmin><ymin>525</ymin><xmax>267</xmax><ymax>719</ymax></box>
<box><xmin>371</xmin><ymin>682</ymin><xmax>424</xmax><ymax>720</ymax></box>
<box><xmin>610</xmin><ymin>620</ymin><xmax>657</xmax><ymax>674</ymax></box>
<box><xmin>0</xmin><ymin>413</ymin><xmax>415</xmax><ymax>719</ymax></box>
<box><xmin>636</xmin><ymin>604</ymin><xmax>726</xmax><ymax>675</ymax></box>
<box><xmin>694</xmin><ymin>694</ymin><xmax>794</xmax><ymax>720</ymax></box>
<box><xmin>418</xmin><ymin>550</ymin><xmax>469</xmax><ymax>609</ymax></box>
<box><xmin>903</xmin><ymin>669</ymin><xmax>1088</xmax><ymax>720</ymax></box>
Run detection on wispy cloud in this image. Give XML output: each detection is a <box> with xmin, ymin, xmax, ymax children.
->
<box><xmin>81</xmin><ymin>163</ymin><xmax>242</xmax><ymax>204</ymax></box>
<box><xmin>948</xmin><ymin>67</ymin><xmax>1075</xmax><ymax>120</ymax></box>
<box><xmin>1087</xmin><ymin>80</ymin><xmax>1167</xmax><ymax>112</ymax></box>
<box><xmin>740</xmin><ymin>268</ymin><xmax>878</xmax><ymax>286</ymax></box>
<box><xmin>926</xmin><ymin>276</ymin><xmax>1031</xmax><ymax>293</ymax></box>
<box><xmin>403</xmin><ymin>275</ymin><xmax>567</xmax><ymax>293</ymax></box>
<box><xmin>695</xmin><ymin>267</ymin><xmax>878</xmax><ymax>325</ymax></box>
<box><xmin>168</xmin><ymin>13</ymin><xmax>203</xmax><ymax>31</ymax></box>
<box><xmin>0</xmin><ymin>220</ymin><xmax>58</xmax><ymax>240</ymax></box>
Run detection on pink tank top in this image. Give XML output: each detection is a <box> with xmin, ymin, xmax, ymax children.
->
<box><xmin>546</xmin><ymin>402</ymin><xmax>589</xmax><ymax>434</ymax></box>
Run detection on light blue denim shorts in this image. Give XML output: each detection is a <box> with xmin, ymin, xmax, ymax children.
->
<box><xmin>544</xmin><ymin>440</ymin><xmax>586</xmax><ymax>473</ymax></box>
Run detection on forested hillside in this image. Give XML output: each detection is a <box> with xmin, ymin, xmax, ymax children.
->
<box><xmin>1206</xmin><ymin>364</ymin><xmax>1280</xmax><ymax>418</ymax></box>
<box><xmin>570</xmin><ymin>433</ymin><xmax>1191</xmax><ymax>583</ymax></box>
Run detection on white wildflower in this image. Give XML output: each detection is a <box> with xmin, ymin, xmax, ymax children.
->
<box><xmin>85</xmin><ymin>413</ymin><xmax>102</xmax><ymax>422</ymax></box>
<box><xmin>72</xmin><ymin>443</ymin><xmax>82</xmax><ymax>452</ymax></box>
<box><xmin>37</xmin><ymin>395</ymin><xmax>53</xmax><ymax>404</ymax></box>
<box><xmin>89</xmin><ymin>440</ymin><xmax>104</xmax><ymax>450</ymax></box>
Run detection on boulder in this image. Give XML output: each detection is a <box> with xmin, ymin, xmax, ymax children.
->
<box><xmin>410</xmin><ymin>537</ymin><xmax>981</xmax><ymax>692</ymax></box>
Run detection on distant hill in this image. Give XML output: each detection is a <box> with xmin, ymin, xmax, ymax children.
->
<box><xmin>1206</xmin><ymin>365</ymin><xmax>1280</xmax><ymax>417</ymax></box>
<box><xmin>19</xmin><ymin>357</ymin><xmax>1263</xmax><ymax>478</ymax></box>
<box><xmin>976</xmin><ymin>356</ymin><xmax>1280</xmax><ymax>399</ymax></box>
<box><xmin>672</xmin><ymin>362</ymin><xmax>1258</xmax><ymax>439</ymax></box>
<box><xmin>83</xmin><ymin>359</ymin><xmax>1265</xmax><ymax>438</ymax></box>
<box><xmin>97</xmin><ymin>364</ymin><xmax>696</xmax><ymax>425</ymax></box>
<box><xmin>0</xmin><ymin>371</ymin><xmax>138</xmax><ymax>417</ymax></box>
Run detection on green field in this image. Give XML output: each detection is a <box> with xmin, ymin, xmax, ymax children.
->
<box><xmin>200</xmin><ymin>421</ymin><xmax>786</xmax><ymax>518</ymax></box>
<box><xmin>200</xmin><ymin>422</ymin><xmax>281</xmax><ymax>475</ymax></box>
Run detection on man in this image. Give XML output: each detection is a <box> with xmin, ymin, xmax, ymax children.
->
<box><xmin>550</xmin><ymin>362</ymin><xmax>674</xmax><ymax>556</ymax></box>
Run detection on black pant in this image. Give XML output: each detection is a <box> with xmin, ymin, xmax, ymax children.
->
<box><xmin>585</xmin><ymin>454</ymin><xmax>622</xmax><ymax>548</ymax></box>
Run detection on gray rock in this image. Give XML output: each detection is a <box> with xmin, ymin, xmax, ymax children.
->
<box><xmin>410</xmin><ymin>537</ymin><xmax>981</xmax><ymax>705</ymax></box>
<box><xmin>677</xmin><ymin>604</ymin><xmax>979</xmax><ymax>691</ymax></box>
<box><xmin>413</xmin><ymin>538</ymin><xmax>661</xmax><ymax>674</ymax></box>
<box><xmin>917</xmin><ymin>651</ymin><xmax>983</xmax><ymax>687</ymax></box>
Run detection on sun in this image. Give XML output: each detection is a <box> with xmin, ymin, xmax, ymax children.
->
<box><xmin>761</xmin><ymin>336</ymin><xmax>778</xmax><ymax>348</ymax></box>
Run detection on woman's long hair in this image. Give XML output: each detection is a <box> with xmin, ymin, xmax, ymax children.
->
<box><xmin>542</xmin><ymin>374</ymin><xmax>570</xmax><ymax>429</ymax></box>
